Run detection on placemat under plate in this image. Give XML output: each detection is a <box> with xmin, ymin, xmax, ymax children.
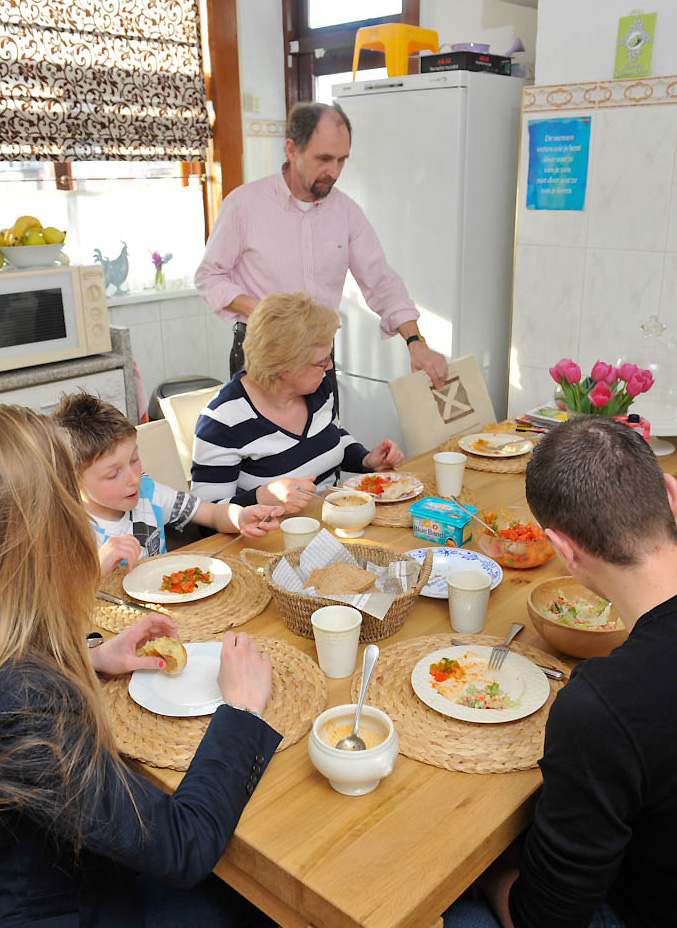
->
<box><xmin>440</xmin><ymin>426</ymin><xmax>531</xmax><ymax>475</ymax></box>
<box><xmin>102</xmin><ymin>636</ymin><xmax>328</xmax><ymax>770</ymax></box>
<box><xmin>370</xmin><ymin>475</ymin><xmax>475</xmax><ymax>527</ymax></box>
<box><xmin>350</xmin><ymin>633</ymin><xmax>568</xmax><ymax>774</ymax></box>
<box><xmin>94</xmin><ymin>553</ymin><xmax>270</xmax><ymax>640</ymax></box>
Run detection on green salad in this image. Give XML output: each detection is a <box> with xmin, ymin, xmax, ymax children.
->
<box><xmin>546</xmin><ymin>590</ymin><xmax>622</xmax><ymax>630</ymax></box>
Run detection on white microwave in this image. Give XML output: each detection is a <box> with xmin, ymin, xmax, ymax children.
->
<box><xmin>0</xmin><ymin>264</ymin><xmax>111</xmax><ymax>373</ymax></box>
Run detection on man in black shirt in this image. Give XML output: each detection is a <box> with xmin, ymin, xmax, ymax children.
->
<box><xmin>445</xmin><ymin>415</ymin><xmax>677</xmax><ymax>928</ymax></box>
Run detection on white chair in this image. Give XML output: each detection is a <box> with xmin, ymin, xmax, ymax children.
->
<box><xmin>159</xmin><ymin>384</ymin><xmax>223</xmax><ymax>482</ymax></box>
<box><xmin>388</xmin><ymin>355</ymin><xmax>497</xmax><ymax>457</ymax></box>
<box><xmin>135</xmin><ymin>419</ymin><xmax>189</xmax><ymax>492</ymax></box>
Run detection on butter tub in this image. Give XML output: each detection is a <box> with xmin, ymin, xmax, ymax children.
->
<box><xmin>408</xmin><ymin>496</ymin><xmax>476</xmax><ymax>548</ymax></box>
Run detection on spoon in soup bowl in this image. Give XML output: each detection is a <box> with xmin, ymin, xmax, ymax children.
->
<box><xmin>335</xmin><ymin>644</ymin><xmax>380</xmax><ymax>751</ymax></box>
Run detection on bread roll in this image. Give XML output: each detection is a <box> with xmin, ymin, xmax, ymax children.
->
<box><xmin>137</xmin><ymin>636</ymin><xmax>187</xmax><ymax>674</ymax></box>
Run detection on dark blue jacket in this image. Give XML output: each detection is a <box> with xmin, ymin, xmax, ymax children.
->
<box><xmin>0</xmin><ymin>661</ymin><xmax>281</xmax><ymax>926</ymax></box>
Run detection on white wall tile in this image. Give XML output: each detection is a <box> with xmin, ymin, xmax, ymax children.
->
<box><xmin>578</xmin><ymin>249</ymin><xmax>663</xmax><ymax>373</ymax></box>
<box><xmin>158</xmin><ymin>295</ymin><xmax>209</xmax><ymax>321</ymax></box>
<box><xmin>128</xmin><ymin>321</ymin><xmax>165</xmax><ymax>397</ymax></box>
<box><xmin>587</xmin><ymin>107</ymin><xmax>677</xmax><ymax>252</ymax></box>
<box><xmin>511</xmin><ymin>245</ymin><xmax>585</xmax><ymax>367</ymax></box>
<box><xmin>659</xmin><ymin>252</ymin><xmax>677</xmax><ymax>330</ymax></box>
<box><xmin>108</xmin><ymin>301</ymin><xmax>160</xmax><ymax>327</ymax></box>
<box><xmin>161</xmin><ymin>315</ymin><xmax>209</xmax><ymax>381</ymax></box>
<box><xmin>507</xmin><ymin>361</ymin><xmax>553</xmax><ymax>419</ymax></box>
<box><xmin>205</xmin><ymin>314</ymin><xmax>233</xmax><ymax>385</ymax></box>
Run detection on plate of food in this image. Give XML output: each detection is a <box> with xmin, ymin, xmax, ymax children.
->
<box><xmin>457</xmin><ymin>433</ymin><xmax>533</xmax><ymax>458</ymax></box>
<box><xmin>342</xmin><ymin>472</ymin><xmax>424</xmax><ymax>502</ymax></box>
<box><xmin>122</xmin><ymin>554</ymin><xmax>232</xmax><ymax>604</ymax></box>
<box><xmin>129</xmin><ymin>642</ymin><xmax>224</xmax><ymax>716</ymax></box>
<box><xmin>405</xmin><ymin>547</ymin><xmax>502</xmax><ymax>598</ymax></box>
<box><xmin>411</xmin><ymin>645</ymin><xmax>550</xmax><ymax>723</ymax></box>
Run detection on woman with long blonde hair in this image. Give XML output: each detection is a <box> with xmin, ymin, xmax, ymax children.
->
<box><xmin>0</xmin><ymin>405</ymin><xmax>280</xmax><ymax>927</ymax></box>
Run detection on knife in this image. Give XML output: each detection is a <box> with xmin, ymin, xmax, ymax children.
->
<box><xmin>450</xmin><ymin>638</ymin><xmax>566</xmax><ymax>680</ymax></box>
<box><xmin>209</xmin><ymin>510</ymin><xmax>276</xmax><ymax>558</ymax></box>
<box><xmin>96</xmin><ymin>590</ymin><xmax>151</xmax><ymax>614</ymax></box>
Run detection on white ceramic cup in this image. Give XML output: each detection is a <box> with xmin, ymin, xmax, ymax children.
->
<box><xmin>433</xmin><ymin>451</ymin><xmax>467</xmax><ymax>498</ymax></box>
<box><xmin>446</xmin><ymin>567</ymin><xmax>492</xmax><ymax>634</ymax></box>
<box><xmin>280</xmin><ymin>517</ymin><xmax>320</xmax><ymax>550</ymax></box>
<box><xmin>311</xmin><ymin>605</ymin><xmax>363</xmax><ymax>678</ymax></box>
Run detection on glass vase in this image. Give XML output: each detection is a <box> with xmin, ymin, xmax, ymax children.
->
<box><xmin>154</xmin><ymin>267</ymin><xmax>165</xmax><ymax>290</ymax></box>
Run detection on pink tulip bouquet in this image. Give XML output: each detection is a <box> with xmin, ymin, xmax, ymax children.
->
<box><xmin>549</xmin><ymin>359</ymin><xmax>654</xmax><ymax>416</ymax></box>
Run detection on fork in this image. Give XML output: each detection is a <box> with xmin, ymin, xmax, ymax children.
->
<box><xmin>487</xmin><ymin>622</ymin><xmax>524</xmax><ymax>671</ymax></box>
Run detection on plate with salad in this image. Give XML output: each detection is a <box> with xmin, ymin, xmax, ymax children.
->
<box><xmin>411</xmin><ymin>645</ymin><xmax>550</xmax><ymax>723</ymax></box>
<box><xmin>123</xmin><ymin>554</ymin><xmax>232</xmax><ymax>604</ymax></box>
<box><xmin>342</xmin><ymin>472</ymin><xmax>424</xmax><ymax>502</ymax></box>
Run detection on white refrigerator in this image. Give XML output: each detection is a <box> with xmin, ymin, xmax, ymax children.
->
<box><xmin>332</xmin><ymin>70</ymin><xmax>524</xmax><ymax>452</ymax></box>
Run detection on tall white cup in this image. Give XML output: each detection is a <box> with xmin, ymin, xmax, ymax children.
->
<box><xmin>280</xmin><ymin>517</ymin><xmax>320</xmax><ymax>550</ymax></box>
<box><xmin>311</xmin><ymin>605</ymin><xmax>362</xmax><ymax>678</ymax></box>
<box><xmin>446</xmin><ymin>567</ymin><xmax>491</xmax><ymax>634</ymax></box>
<box><xmin>433</xmin><ymin>451</ymin><xmax>467</xmax><ymax>498</ymax></box>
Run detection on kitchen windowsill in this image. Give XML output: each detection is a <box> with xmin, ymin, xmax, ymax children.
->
<box><xmin>107</xmin><ymin>287</ymin><xmax>199</xmax><ymax>307</ymax></box>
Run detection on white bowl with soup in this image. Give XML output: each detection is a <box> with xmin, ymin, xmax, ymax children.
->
<box><xmin>308</xmin><ymin>704</ymin><xmax>399</xmax><ymax>795</ymax></box>
<box><xmin>321</xmin><ymin>489</ymin><xmax>375</xmax><ymax>538</ymax></box>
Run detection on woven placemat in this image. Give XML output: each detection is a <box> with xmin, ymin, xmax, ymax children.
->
<box><xmin>94</xmin><ymin>553</ymin><xmax>270</xmax><ymax>641</ymax></box>
<box><xmin>350</xmin><ymin>633</ymin><xmax>569</xmax><ymax>774</ymax></box>
<box><xmin>101</xmin><ymin>636</ymin><xmax>328</xmax><ymax>770</ymax></box>
<box><xmin>440</xmin><ymin>421</ymin><xmax>539</xmax><ymax>475</ymax></box>
<box><xmin>370</xmin><ymin>476</ymin><xmax>475</xmax><ymax>528</ymax></box>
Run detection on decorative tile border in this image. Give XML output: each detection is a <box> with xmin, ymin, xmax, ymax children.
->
<box><xmin>524</xmin><ymin>75</ymin><xmax>677</xmax><ymax>112</ymax></box>
<box><xmin>244</xmin><ymin>118</ymin><xmax>286</xmax><ymax>138</ymax></box>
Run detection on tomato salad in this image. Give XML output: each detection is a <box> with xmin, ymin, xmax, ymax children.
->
<box><xmin>160</xmin><ymin>566</ymin><xmax>212</xmax><ymax>595</ymax></box>
<box><xmin>478</xmin><ymin>509</ymin><xmax>554</xmax><ymax>569</ymax></box>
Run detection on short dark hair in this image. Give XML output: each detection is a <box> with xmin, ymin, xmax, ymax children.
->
<box><xmin>526</xmin><ymin>415</ymin><xmax>677</xmax><ymax>565</ymax></box>
<box><xmin>52</xmin><ymin>392</ymin><xmax>136</xmax><ymax>473</ymax></box>
<box><xmin>285</xmin><ymin>102</ymin><xmax>352</xmax><ymax>152</ymax></box>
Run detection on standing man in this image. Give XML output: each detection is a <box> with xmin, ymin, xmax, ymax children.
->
<box><xmin>195</xmin><ymin>102</ymin><xmax>447</xmax><ymax>389</ymax></box>
<box><xmin>445</xmin><ymin>415</ymin><xmax>677</xmax><ymax>928</ymax></box>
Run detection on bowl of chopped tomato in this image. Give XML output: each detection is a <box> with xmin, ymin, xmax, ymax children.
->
<box><xmin>476</xmin><ymin>508</ymin><xmax>554</xmax><ymax>569</ymax></box>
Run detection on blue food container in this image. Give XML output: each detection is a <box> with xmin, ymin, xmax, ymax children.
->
<box><xmin>408</xmin><ymin>496</ymin><xmax>477</xmax><ymax>548</ymax></box>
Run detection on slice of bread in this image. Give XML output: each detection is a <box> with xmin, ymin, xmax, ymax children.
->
<box><xmin>137</xmin><ymin>636</ymin><xmax>187</xmax><ymax>674</ymax></box>
<box><xmin>304</xmin><ymin>563</ymin><xmax>376</xmax><ymax>596</ymax></box>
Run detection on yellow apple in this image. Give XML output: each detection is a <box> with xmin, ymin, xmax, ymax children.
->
<box><xmin>42</xmin><ymin>226</ymin><xmax>67</xmax><ymax>244</ymax></box>
<box><xmin>21</xmin><ymin>230</ymin><xmax>47</xmax><ymax>246</ymax></box>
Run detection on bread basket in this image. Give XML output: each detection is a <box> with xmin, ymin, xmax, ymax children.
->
<box><xmin>241</xmin><ymin>544</ymin><xmax>433</xmax><ymax>643</ymax></box>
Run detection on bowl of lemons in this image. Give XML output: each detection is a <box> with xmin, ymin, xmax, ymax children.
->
<box><xmin>0</xmin><ymin>215</ymin><xmax>67</xmax><ymax>269</ymax></box>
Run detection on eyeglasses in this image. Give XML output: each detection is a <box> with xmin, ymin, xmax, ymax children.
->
<box><xmin>309</xmin><ymin>354</ymin><xmax>333</xmax><ymax>370</ymax></box>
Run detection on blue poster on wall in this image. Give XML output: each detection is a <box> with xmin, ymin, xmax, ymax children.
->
<box><xmin>526</xmin><ymin>117</ymin><xmax>591</xmax><ymax>211</ymax></box>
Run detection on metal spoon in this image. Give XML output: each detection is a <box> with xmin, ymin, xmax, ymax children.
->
<box><xmin>335</xmin><ymin>644</ymin><xmax>379</xmax><ymax>751</ymax></box>
<box><xmin>450</xmin><ymin>496</ymin><xmax>499</xmax><ymax>536</ymax></box>
<box><xmin>294</xmin><ymin>484</ymin><xmax>340</xmax><ymax>507</ymax></box>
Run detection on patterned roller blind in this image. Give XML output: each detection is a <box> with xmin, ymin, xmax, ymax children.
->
<box><xmin>0</xmin><ymin>0</ymin><xmax>210</xmax><ymax>161</ymax></box>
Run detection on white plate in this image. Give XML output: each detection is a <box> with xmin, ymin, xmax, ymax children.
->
<box><xmin>411</xmin><ymin>645</ymin><xmax>550</xmax><ymax>723</ymax></box>
<box><xmin>129</xmin><ymin>642</ymin><xmax>223</xmax><ymax>717</ymax></box>
<box><xmin>405</xmin><ymin>547</ymin><xmax>502</xmax><ymax>598</ymax></box>
<box><xmin>122</xmin><ymin>554</ymin><xmax>232</xmax><ymax>604</ymax></box>
<box><xmin>342</xmin><ymin>472</ymin><xmax>424</xmax><ymax>503</ymax></box>
<box><xmin>458</xmin><ymin>433</ymin><xmax>533</xmax><ymax>458</ymax></box>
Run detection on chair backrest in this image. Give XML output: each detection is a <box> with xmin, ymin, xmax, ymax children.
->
<box><xmin>389</xmin><ymin>355</ymin><xmax>496</xmax><ymax>457</ymax></box>
<box><xmin>135</xmin><ymin>419</ymin><xmax>189</xmax><ymax>492</ymax></box>
<box><xmin>160</xmin><ymin>384</ymin><xmax>223</xmax><ymax>481</ymax></box>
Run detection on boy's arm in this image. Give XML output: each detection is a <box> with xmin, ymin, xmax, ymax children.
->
<box><xmin>191</xmin><ymin>501</ymin><xmax>281</xmax><ymax>537</ymax></box>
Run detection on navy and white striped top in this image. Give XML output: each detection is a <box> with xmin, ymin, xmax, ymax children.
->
<box><xmin>191</xmin><ymin>373</ymin><xmax>370</xmax><ymax>505</ymax></box>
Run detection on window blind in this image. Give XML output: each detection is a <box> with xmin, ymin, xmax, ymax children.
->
<box><xmin>0</xmin><ymin>0</ymin><xmax>210</xmax><ymax>160</ymax></box>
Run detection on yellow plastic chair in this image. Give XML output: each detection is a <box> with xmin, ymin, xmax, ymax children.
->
<box><xmin>352</xmin><ymin>23</ymin><xmax>439</xmax><ymax>79</ymax></box>
<box><xmin>159</xmin><ymin>384</ymin><xmax>223</xmax><ymax>483</ymax></box>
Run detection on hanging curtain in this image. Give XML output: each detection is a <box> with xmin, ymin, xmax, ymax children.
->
<box><xmin>0</xmin><ymin>0</ymin><xmax>210</xmax><ymax>161</ymax></box>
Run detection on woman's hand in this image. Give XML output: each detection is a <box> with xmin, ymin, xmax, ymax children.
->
<box><xmin>256</xmin><ymin>476</ymin><xmax>317</xmax><ymax>514</ymax></box>
<box><xmin>235</xmin><ymin>504</ymin><xmax>284</xmax><ymax>537</ymax></box>
<box><xmin>362</xmin><ymin>439</ymin><xmax>405</xmax><ymax>472</ymax></box>
<box><xmin>98</xmin><ymin>534</ymin><xmax>141</xmax><ymax>576</ymax></box>
<box><xmin>217</xmin><ymin>630</ymin><xmax>272</xmax><ymax>718</ymax></box>
<box><xmin>88</xmin><ymin>613</ymin><xmax>180</xmax><ymax>675</ymax></box>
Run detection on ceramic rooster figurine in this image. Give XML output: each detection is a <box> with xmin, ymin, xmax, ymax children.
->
<box><xmin>93</xmin><ymin>242</ymin><xmax>129</xmax><ymax>295</ymax></box>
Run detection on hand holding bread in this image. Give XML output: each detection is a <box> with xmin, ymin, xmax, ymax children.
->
<box><xmin>217</xmin><ymin>630</ymin><xmax>272</xmax><ymax>718</ymax></box>
<box><xmin>88</xmin><ymin>613</ymin><xmax>181</xmax><ymax>675</ymax></box>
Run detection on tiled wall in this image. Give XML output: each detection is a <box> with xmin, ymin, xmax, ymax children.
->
<box><xmin>107</xmin><ymin>291</ymin><xmax>232</xmax><ymax>399</ymax></box>
<box><xmin>508</xmin><ymin>75</ymin><xmax>677</xmax><ymax>417</ymax></box>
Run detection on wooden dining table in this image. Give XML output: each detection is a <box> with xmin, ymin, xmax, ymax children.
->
<box><xmin>127</xmin><ymin>441</ymin><xmax>677</xmax><ymax>928</ymax></box>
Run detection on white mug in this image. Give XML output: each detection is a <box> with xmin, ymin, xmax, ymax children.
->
<box><xmin>446</xmin><ymin>567</ymin><xmax>491</xmax><ymax>634</ymax></box>
<box><xmin>433</xmin><ymin>451</ymin><xmax>467</xmax><ymax>498</ymax></box>
<box><xmin>280</xmin><ymin>517</ymin><xmax>320</xmax><ymax>550</ymax></box>
<box><xmin>311</xmin><ymin>605</ymin><xmax>362</xmax><ymax>678</ymax></box>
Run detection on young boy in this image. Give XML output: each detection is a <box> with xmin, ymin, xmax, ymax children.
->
<box><xmin>53</xmin><ymin>393</ymin><xmax>281</xmax><ymax>575</ymax></box>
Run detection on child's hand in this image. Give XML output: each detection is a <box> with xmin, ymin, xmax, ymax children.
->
<box><xmin>99</xmin><ymin>535</ymin><xmax>141</xmax><ymax>575</ymax></box>
<box><xmin>217</xmin><ymin>631</ymin><xmax>271</xmax><ymax>717</ymax></box>
<box><xmin>88</xmin><ymin>613</ymin><xmax>180</xmax><ymax>675</ymax></box>
<box><xmin>237</xmin><ymin>504</ymin><xmax>283</xmax><ymax>537</ymax></box>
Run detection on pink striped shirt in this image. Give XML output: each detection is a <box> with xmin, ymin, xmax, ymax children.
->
<box><xmin>194</xmin><ymin>171</ymin><xmax>418</xmax><ymax>338</ymax></box>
